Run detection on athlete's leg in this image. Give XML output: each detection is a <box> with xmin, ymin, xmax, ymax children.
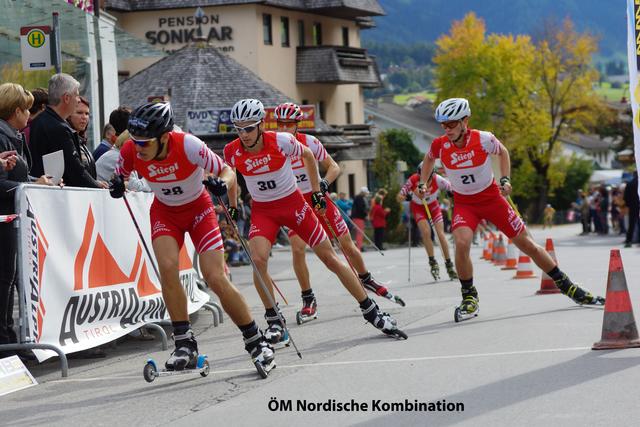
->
<box><xmin>248</xmin><ymin>236</ymin><xmax>277</xmax><ymax>309</ymax></box>
<box><xmin>290</xmin><ymin>233</ymin><xmax>311</xmax><ymax>292</ymax></box>
<box><xmin>417</xmin><ymin>219</ymin><xmax>435</xmax><ymax>257</ymax></box>
<box><xmin>311</xmin><ymin>239</ymin><xmax>367</xmax><ymax>301</ymax></box>
<box><xmin>199</xmin><ymin>249</ymin><xmax>252</xmax><ymax>325</ymax></box>
<box><xmin>434</xmin><ymin>221</ymin><xmax>451</xmax><ymax>260</ymax></box>
<box><xmin>152</xmin><ymin>236</ymin><xmax>188</xmax><ymax>321</ymax></box>
<box><xmin>452</xmin><ymin>226</ymin><xmax>474</xmax><ymax>280</ymax></box>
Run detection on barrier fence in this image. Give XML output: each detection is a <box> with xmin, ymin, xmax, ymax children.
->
<box><xmin>0</xmin><ymin>185</ymin><xmax>223</xmax><ymax>377</ymax></box>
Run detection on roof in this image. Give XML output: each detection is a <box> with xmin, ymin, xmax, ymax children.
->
<box><xmin>118</xmin><ymin>42</ymin><xmax>348</xmax><ymax>143</ymax></box>
<box><xmin>364</xmin><ymin>101</ymin><xmax>442</xmax><ymax>139</ymax></box>
<box><xmin>560</xmin><ymin>134</ymin><xmax>619</xmax><ymax>151</ymax></box>
<box><xmin>296</xmin><ymin>46</ymin><xmax>381</xmax><ymax>87</ymax></box>
<box><xmin>105</xmin><ymin>0</ymin><xmax>384</xmax><ymax>17</ymax></box>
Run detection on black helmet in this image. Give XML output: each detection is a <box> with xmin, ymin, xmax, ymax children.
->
<box><xmin>127</xmin><ymin>102</ymin><xmax>174</xmax><ymax>138</ymax></box>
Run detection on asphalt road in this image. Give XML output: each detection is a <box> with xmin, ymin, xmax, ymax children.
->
<box><xmin>2</xmin><ymin>224</ymin><xmax>639</xmax><ymax>427</ymax></box>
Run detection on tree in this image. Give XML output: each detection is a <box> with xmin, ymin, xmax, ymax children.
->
<box><xmin>371</xmin><ymin>130</ymin><xmax>399</xmax><ymax>190</ymax></box>
<box><xmin>433</xmin><ymin>14</ymin><xmax>605</xmax><ymax>220</ymax></box>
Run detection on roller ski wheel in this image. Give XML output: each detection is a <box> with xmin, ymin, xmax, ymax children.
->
<box><xmin>382</xmin><ymin>327</ymin><xmax>408</xmax><ymax>340</ymax></box>
<box><xmin>249</xmin><ymin>340</ymin><xmax>276</xmax><ymax>379</ymax></box>
<box><xmin>383</xmin><ymin>292</ymin><xmax>406</xmax><ymax>307</ymax></box>
<box><xmin>445</xmin><ymin>261</ymin><xmax>458</xmax><ymax>281</ymax></box>
<box><xmin>560</xmin><ymin>283</ymin><xmax>606</xmax><ymax>306</ymax></box>
<box><xmin>143</xmin><ymin>355</ymin><xmax>210</xmax><ymax>383</ymax></box>
<box><xmin>296</xmin><ymin>297</ymin><xmax>318</xmax><ymax>325</ymax></box>
<box><xmin>376</xmin><ymin>312</ymin><xmax>408</xmax><ymax>340</ymax></box>
<box><xmin>429</xmin><ymin>260</ymin><xmax>440</xmax><ymax>281</ymax></box>
<box><xmin>296</xmin><ymin>310</ymin><xmax>318</xmax><ymax>325</ymax></box>
<box><xmin>254</xmin><ymin>358</ymin><xmax>276</xmax><ymax>379</ymax></box>
<box><xmin>454</xmin><ymin>298</ymin><xmax>479</xmax><ymax>323</ymax></box>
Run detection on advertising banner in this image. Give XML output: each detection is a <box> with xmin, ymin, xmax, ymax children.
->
<box><xmin>627</xmin><ymin>0</ymin><xmax>640</xmax><ymax>193</ymax></box>
<box><xmin>17</xmin><ymin>187</ymin><xmax>209</xmax><ymax>362</ymax></box>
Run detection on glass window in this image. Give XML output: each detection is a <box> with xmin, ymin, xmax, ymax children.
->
<box><xmin>342</xmin><ymin>27</ymin><xmax>349</xmax><ymax>47</ymax></box>
<box><xmin>263</xmin><ymin>14</ymin><xmax>272</xmax><ymax>45</ymax></box>
<box><xmin>281</xmin><ymin>17</ymin><xmax>290</xmax><ymax>47</ymax></box>
<box><xmin>312</xmin><ymin>22</ymin><xmax>322</xmax><ymax>46</ymax></box>
<box><xmin>345</xmin><ymin>102</ymin><xmax>352</xmax><ymax>124</ymax></box>
<box><xmin>298</xmin><ymin>20</ymin><xmax>305</xmax><ymax>47</ymax></box>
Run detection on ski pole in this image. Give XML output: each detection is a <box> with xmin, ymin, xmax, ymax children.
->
<box><xmin>122</xmin><ymin>193</ymin><xmax>161</xmax><ymax>281</ymax></box>
<box><xmin>216</xmin><ymin>197</ymin><xmax>302</xmax><ymax>359</ymax></box>
<box><xmin>327</xmin><ymin>196</ymin><xmax>384</xmax><ymax>256</ymax></box>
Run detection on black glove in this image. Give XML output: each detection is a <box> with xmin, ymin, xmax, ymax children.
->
<box><xmin>319</xmin><ymin>178</ymin><xmax>330</xmax><ymax>194</ymax></box>
<box><xmin>109</xmin><ymin>175</ymin><xmax>125</xmax><ymax>199</ymax></box>
<box><xmin>446</xmin><ymin>190</ymin><xmax>454</xmax><ymax>199</ymax></box>
<box><xmin>228</xmin><ymin>206</ymin><xmax>238</xmax><ymax>222</ymax></box>
<box><xmin>499</xmin><ymin>176</ymin><xmax>511</xmax><ymax>187</ymax></box>
<box><xmin>311</xmin><ymin>191</ymin><xmax>326</xmax><ymax>210</ymax></box>
<box><xmin>405</xmin><ymin>193</ymin><xmax>412</xmax><ymax>202</ymax></box>
<box><xmin>203</xmin><ymin>176</ymin><xmax>227</xmax><ymax>197</ymax></box>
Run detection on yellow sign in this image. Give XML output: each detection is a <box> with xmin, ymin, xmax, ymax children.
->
<box><xmin>27</xmin><ymin>29</ymin><xmax>46</xmax><ymax>48</ymax></box>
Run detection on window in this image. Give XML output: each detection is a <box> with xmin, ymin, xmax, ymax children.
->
<box><xmin>345</xmin><ymin>102</ymin><xmax>352</xmax><ymax>124</ymax></box>
<box><xmin>348</xmin><ymin>174</ymin><xmax>355</xmax><ymax>199</ymax></box>
<box><xmin>281</xmin><ymin>17</ymin><xmax>290</xmax><ymax>47</ymax></box>
<box><xmin>297</xmin><ymin>20</ymin><xmax>305</xmax><ymax>47</ymax></box>
<box><xmin>318</xmin><ymin>101</ymin><xmax>325</xmax><ymax>121</ymax></box>
<box><xmin>263</xmin><ymin>14</ymin><xmax>272</xmax><ymax>45</ymax></box>
<box><xmin>301</xmin><ymin>99</ymin><xmax>308</xmax><ymax>105</ymax></box>
<box><xmin>312</xmin><ymin>22</ymin><xmax>322</xmax><ymax>46</ymax></box>
<box><xmin>342</xmin><ymin>27</ymin><xmax>349</xmax><ymax>47</ymax></box>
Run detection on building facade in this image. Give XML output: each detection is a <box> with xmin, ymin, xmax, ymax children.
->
<box><xmin>106</xmin><ymin>0</ymin><xmax>383</xmax><ymax>197</ymax></box>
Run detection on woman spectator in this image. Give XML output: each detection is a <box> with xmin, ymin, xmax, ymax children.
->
<box><xmin>0</xmin><ymin>83</ymin><xmax>54</xmax><ymax>358</ymax></box>
<box><xmin>369</xmin><ymin>195</ymin><xmax>390</xmax><ymax>250</ymax></box>
<box><xmin>67</xmin><ymin>96</ymin><xmax>101</xmax><ymax>183</ymax></box>
<box><xmin>22</xmin><ymin>87</ymin><xmax>47</xmax><ymax>146</ymax></box>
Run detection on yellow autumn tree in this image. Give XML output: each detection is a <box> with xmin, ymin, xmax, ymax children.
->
<box><xmin>434</xmin><ymin>14</ymin><xmax>605</xmax><ymax>218</ymax></box>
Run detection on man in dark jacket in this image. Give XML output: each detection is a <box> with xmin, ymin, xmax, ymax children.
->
<box><xmin>29</xmin><ymin>73</ymin><xmax>104</xmax><ymax>189</ymax></box>
<box><xmin>351</xmin><ymin>186</ymin><xmax>370</xmax><ymax>250</ymax></box>
<box><xmin>624</xmin><ymin>171</ymin><xmax>639</xmax><ymax>247</ymax></box>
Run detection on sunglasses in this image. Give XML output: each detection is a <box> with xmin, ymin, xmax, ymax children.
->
<box><xmin>440</xmin><ymin>120</ymin><xmax>461</xmax><ymax>130</ymax></box>
<box><xmin>131</xmin><ymin>136</ymin><xmax>156</xmax><ymax>147</ymax></box>
<box><xmin>234</xmin><ymin>121</ymin><xmax>261</xmax><ymax>134</ymax></box>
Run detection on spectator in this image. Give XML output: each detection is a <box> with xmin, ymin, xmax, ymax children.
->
<box><xmin>351</xmin><ymin>186</ymin><xmax>370</xmax><ymax>250</ymax></box>
<box><xmin>598</xmin><ymin>186</ymin><xmax>610</xmax><ymax>235</ymax></box>
<box><xmin>579</xmin><ymin>190</ymin><xmax>591</xmax><ymax>235</ymax></box>
<box><xmin>624</xmin><ymin>171</ymin><xmax>639</xmax><ymax>247</ymax></box>
<box><xmin>543</xmin><ymin>204</ymin><xmax>556</xmax><ymax>229</ymax></box>
<box><xmin>29</xmin><ymin>73</ymin><xmax>104</xmax><ymax>188</ymax></box>
<box><xmin>0</xmin><ymin>151</ymin><xmax>17</xmax><ymax>171</ymax></box>
<box><xmin>96</xmin><ymin>130</ymin><xmax>127</xmax><ymax>182</ymax></box>
<box><xmin>369</xmin><ymin>195</ymin><xmax>390</xmax><ymax>250</ymax></box>
<box><xmin>0</xmin><ymin>83</ymin><xmax>54</xmax><ymax>359</ymax></box>
<box><xmin>93</xmin><ymin>123</ymin><xmax>115</xmax><ymax>161</ymax></box>
<box><xmin>336</xmin><ymin>191</ymin><xmax>353</xmax><ymax>230</ymax></box>
<box><xmin>611</xmin><ymin>187</ymin><xmax>624</xmax><ymax>235</ymax></box>
<box><xmin>22</xmin><ymin>87</ymin><xmax>48</xmax><ymax>146</ymax></box>
<box><xmin>67</xmin><ymin>96</ymin><xmax>101</xmax><ymax>183</ymax></box>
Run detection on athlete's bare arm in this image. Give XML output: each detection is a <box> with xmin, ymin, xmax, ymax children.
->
<box><xmin>319</xmin><ymin>155</ymin><xmax>340</xmax><ymax>184</ymax></box>
<box><xmin>302</xmin><ymin>146</ymin><xmax>321</xmax><ymax>192</ymax></box>
<box><xmin>228</xmin><ymin>167</ymin><xmax>238</xmax><ymax>208</ymax></box>
<box><xmin>420</xmin><ymin>156</ymin><xmax>435</xmax><ymax>185</ymax></box>
<box><xmin>496</xmin><ymin>144</ymin><xmax>512</xmax><ymax>196</ymax></box>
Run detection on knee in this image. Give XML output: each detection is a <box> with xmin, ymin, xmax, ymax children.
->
<box><xmin>455</xmin><ymin>235</ymin><xmax>473</xmax><ymax>251</ymax></box>
<box><xmin>156</xmin><ymin>256</ymin><xmax>179</xmax><ymax>278</ymax></box>
<box><xmin>317</xmin><ymin>251</ymin><xmax>340</xmax><ymax>271</ymax></box>
<box><xmin>204</xmin><ymin>271</ymin><xmax>229</xmax><ymax>295</ymax></box>
<box><xmin>291</xmin><ymin>243</ymin><xmax>306</xmax><ymax>259</ymax></box>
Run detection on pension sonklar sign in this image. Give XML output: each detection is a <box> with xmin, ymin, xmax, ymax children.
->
<box><xmin>145</xmin><ymin>13</ymin><xmax>233</xmax><ymax>51</ymax></box>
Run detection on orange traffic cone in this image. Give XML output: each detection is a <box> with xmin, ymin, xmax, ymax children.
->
<box><xmin>484</xmin><ymin>234</ymin><xmax>494</xmax><ymax>261</ymax></box>
<box><xmin>490</xmin><ymin>233</ymin><xmax>500</xmax><ymax>263</ymax></box>
<box><xmin>481</xmin><ymin>234</ymin><xmax>490</xmax><ymax>260</ymax></box>
<box><xmin>536</xmin><ymin>238</ymin><xmax>561</xmax><ymax>294</ymax></box>
<box><xmin>493</xmin><ymin>235</ymin><xmax>507</xmax><ymax>266</ymax></box>
<box><xmin>513</xmin><ymin>251</ymin><xmax>537</xmax><ymax>279</ymax></box>
<box><xmin>501</xmin><ymin>239</ymin><xmax>518</xmax><ymax>270</ymax></box>
<box><xmin>593</xmin><ymin>250</ymin><xmax>640</xmax><ymax>350</ymax></box>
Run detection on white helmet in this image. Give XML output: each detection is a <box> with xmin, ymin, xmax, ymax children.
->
<box><xmin>231</xmin><ymin>99</ymin><xmax>265</xmax><ymax>123</ymax></box>
<box><xmin>434</xmin><ymin>98</ymin><xmax>471</xmax><ymax>122</ymax></box>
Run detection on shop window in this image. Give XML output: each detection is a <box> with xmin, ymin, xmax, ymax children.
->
<box><xmin>263</xmin><ymin>14</ymin><xmax>272</xmax><ymax>45</ymax></box>
<box><xmin>313</xmin><ymin>22</ymin><xmax>322</xmax><ymax>46</ymax></box>
<box><xmin>342</xmin><ymin>27</ymin><xmax>349</xmax><ymax>47</ymax></box>
<box><xmin>281</xmin><ymin>17</ymin><xmax>290</xmax><ymax>47</ymax></box>
<box><xmin>298</xmin><ymin>20</ymin><xmax>305</xmax><ymax>47</ymax></box>
<box><xmin>318</xmin><ymin>100</ymin><xmax>325</xmax><ymax>121</ymax></box>
<box><xmin>345</xmin><ymin>102</ymin><xmax>352</xmax><ymax>124</ymax></box>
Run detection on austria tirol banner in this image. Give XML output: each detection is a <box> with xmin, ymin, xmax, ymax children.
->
<box><xmin>17</xmin><ymin>185</ymin><xmax>210</xmax><ymax>362</ymax></box>
<box><xmin>627</xmin><ymin>0</ymin><xmax>640</xmax><ymax>193</ymax></box>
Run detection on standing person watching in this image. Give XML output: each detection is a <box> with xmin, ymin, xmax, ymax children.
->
<box><xmin>93</xmin><ymin>123</ymin><xmax>116</xmax><ymax>161</ymax></box>
<box><xmin>67</xmin><ymin>96</ymin><xmax>103</xmax><ymax>184</ymax></box>
<box><xmin>421</xmin><ymin>98</ymin><xmax>604</xmax><ymax>321</ymax></box>
<box><xmin>0</xmin><ymin>83</ymin><xmax>54</xmax><ymax>358</ymax></box>
<box><xmin>369</xmin><ymin>195</ymin><xmax>390</xmax><ymax>250</ymax></box>
<box><xmin>351</xmin><ymin>187</ymin><xmax>370</xmax><ymax>250</ymax></box>
<box><xmin>22</xmin><ymin>87</ymin><xmax>48</xmax><ymax>147</ymax></box>
<box><xmin>29</xmin><ymin>73</ymin><xmax>104</xmax><ymax>188</ymax></box>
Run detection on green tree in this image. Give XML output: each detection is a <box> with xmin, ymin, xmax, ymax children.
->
<box><xmin>434</xmin><ymin>14</ymin><xmax>605</xmax><ymax>220</ymax></box>
<box><xmin>371</xmin><ymin>130</ymin><xmax>399</xmax><ymax>189</ymax></box>
<box><xmin>549</xmin><ymin>155</ymin><xmax>593</xmax><ymax>211</ymax></box>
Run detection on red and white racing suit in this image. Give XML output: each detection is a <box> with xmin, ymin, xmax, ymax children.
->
<box><xmin>223</xmin><ymin>131</ymin><xmax>327</xmax><ymax>247</ymax></box>
<box><xmin>400</xmin><ymin>173</ymin><xmax>451</xmax><ymax>224</ymax></box>
<box><xmin>427</xmin><ymin>129</ymin><xmax>524</xmax><ymax>238</ymax></box>
<box><xmin>117</xmin><ymin>131</ymin><xmax>226</xmax><ymax>253</ymax></box>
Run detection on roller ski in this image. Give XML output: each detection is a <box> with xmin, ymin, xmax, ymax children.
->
<box><xmin>429</xmin><ymin>258</ymin><xmax>440</xmax><ymax>281</ymax></box>
<box><xmin>361</xmin><ymin>275</ymin><xmax>406</xmax><ymax>307</ymax></box>
<box><xmin>264</xmin><ymin>313</ymin><xmax>290</xmax><ymax>349</ymax></box>
<box><xmin>361</xmin><ymin>299</ymin><xmax>408</xmax><ymax>340</ymax></box>
<box><xmin>454</xmin><ymin>287</ymin><xmax>479</xmax><ymax>323</ymax></box>
<box><xmin>296</xmin><ymin>294</ymin><xmax>318</xmax><ymax>325</ymax></box>
<box><xmin>555</xmin><ymin>278</ymin><xmax>605</xmax><ymax>306</ymax></box>
<box><xmin>143</xmin><ymin>330</ymin><xmax>209</xmax><ymax>382</ymax></box>
<box><xmin>445</xmin><ymin>259</ymin><xmax>458</xmax><ymax>281</ymax></box>
<box><xmin>244</xmin><ymin>330</ymin><xmax>276</xmax><ymax>379</ymax></box>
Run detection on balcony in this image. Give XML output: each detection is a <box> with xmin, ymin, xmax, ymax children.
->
<box><xmin>304</xmin><ymin>0</ymin><xmax>385</xmax><ymax>19</ymax></box>
<box><xmin>296</xmin><ymin>46</ymin><xmax>381</xmax><ymax>88</ymax></box>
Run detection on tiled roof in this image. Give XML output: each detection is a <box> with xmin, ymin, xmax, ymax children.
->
<box><xmin>118</xmin><ymin>43</ymin><xmax>347</xmax><ymax>142</ymax></box>
<box><xmin>364</xmin><ymin>101</ymin><xmax>442</xmax><ymax>139</ymax></box>
<box><xmin>296</xmin><ymin>46</ymin><xmax>381</xmax><ymax>87</ymax></box>
<box><xmin>105</xmin><ymin>0</ymin><xmax>384</xmax><ymax>16</ymax></box>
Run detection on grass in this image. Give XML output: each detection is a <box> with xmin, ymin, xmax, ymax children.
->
<box><xmin>393</xmin><ymin>91</ymin><xmax>436</xmax><ymax>105</ymax></box>
<box><xmin>593</xmin><ymin>81</ymin><xmax>629</xmax><ymax>102</ymax></box>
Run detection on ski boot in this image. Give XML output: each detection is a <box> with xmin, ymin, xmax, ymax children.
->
<box><xmin>429</xmin><ymin>258</ymin><xmax>440</xmax><ymax>281</ymax></box>
<box><xmin>143</xmin><ymin>330</ymin><xmax>210</xmax><ymax>383</ymax></box>
<box><xmin>244</xmin><ymin>330</ymin><xmax>276</xmax><ymax>379</ymax></box>
<box><xmin>264</xmin><ymin>310</ymin><xmax>290</xmax><ymax>349</ymax></box>
<box><xmin>555</xmin><ymin>276</ymin><xmax>605</xmax><ymax>306</ymax></box>
<box><xmin>445</xmin><ymin>259</ymin><xmax>458</xmax><ymax>280</ymax></box>
<box><xmin>361</xmin><ymin>300</ymin><xmax>408</xmax><ymax>340</ymax></box>
<box><xmin>361</xmin><ymin>275</ymin><xmax>406</xmax><ymax>307</ymax></box>
<box><xmin>454</xmin><ymin>287</ymin><xmax>479</xmax><ymax>322</ymax></box>
<box><xmin>296</xmin><ymin>294</ymin><xmax>318</xmax><ymax>325</ymax></box>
